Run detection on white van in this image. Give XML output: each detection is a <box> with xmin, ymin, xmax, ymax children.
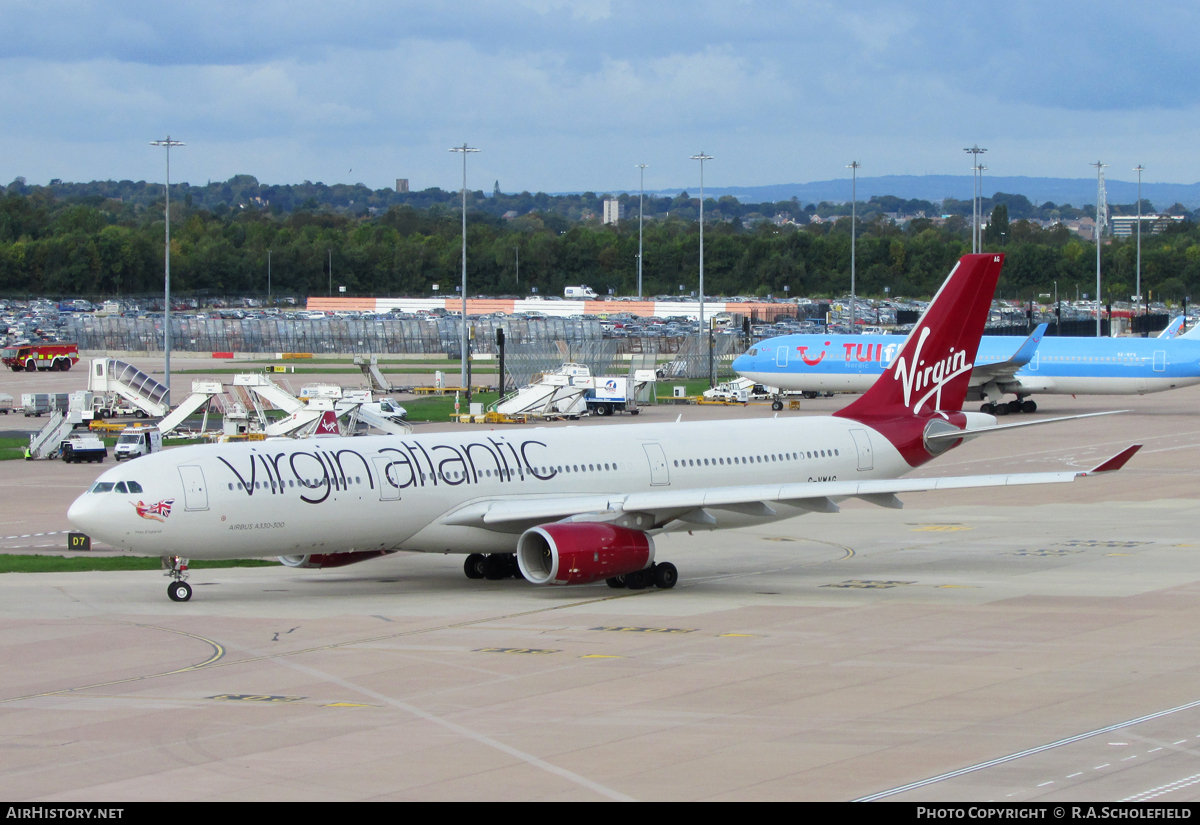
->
<box><xmin>564</xmin><ymin>286</ymin><xmax>598</xmax><ymax>299</ymax></box>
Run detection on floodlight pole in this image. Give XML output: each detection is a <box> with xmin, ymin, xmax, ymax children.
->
<box><xmin>636</xmin><ymin>164</ymin><xmax>647</xmax><ymax>298</ymax></box>
<box><xmin>150</xmin><ymin>136</ymin><xmax>184</xmax><ymax>405</ymax></box>
<box><xmin>1134</xmin><ymin>164</ymin><xmax>1145</xmax><ymax>318</ymax></box>
<box><xmin>847</xmin><ymin>161</ymin><xmax>860</xmax><ymax>331</ymax></box>
<box><xmin>450</xmin><ymin>143</ymin><xmax>480</xmax><ymax>397</ymax></box>
<box><xmin>964</xmin><ymin>145</ymin><xmax>987</xmax><ymax>253</ymax></box>
<box><xmin>691</xmin><ymin>153</ymin><xmax>713</xmax><ymax>387</ymax></box>
<box><xmin>1092</xmin><ymin>161</ymin><xmax>1108</xmax><ymax>337</ymax></box>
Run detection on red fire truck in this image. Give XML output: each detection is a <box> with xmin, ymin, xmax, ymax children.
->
<box><xmin>1</xmin><ymin>343</ymin><xmax>80</xmax><ymax>372</ymax></box>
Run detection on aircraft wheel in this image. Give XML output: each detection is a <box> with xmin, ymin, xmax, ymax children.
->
<box><xmin>463</xmin><ymin>554</ymin><xmax>485</xmax><ymax>579</ymax></box>
<box><xmin>771</xmin><ymin>400</ymin><xmax>783</xmax><ymax>411</ymax></box>
<box><xmin>979</xmin><ymin>403</ymin><xmax>995</xmax><ymax>414</ymax></box>
<box><xmin>605</xmin><ymin>576</ymin><xmax>626</xmax><ymax>589</ymax></box>
<box><xmin>652</xmin><ymin>562</ymin><xmax>678</xmax><ymax>590</ymax></box>
<box><xmin>507</xmin><ymin>554</ymin><xmax>524</xmax><ymax>579</ymax></box>
<box><xmin>168</xmin><ymin>581</ymin><xmax>192</xmax><ymax>602</ymax></box>
<box><xmin>624</xmin><ymin>569</ymin><xmax>650</xmax><ymax>590</ymax></box>
<box><xmin>482</xmin><ymin>554</ymin><xmax>508</xmax><ymax>580</ymax></box>
<box><xmin>994</xmin><ymin>404</ymin><xmax>1009</xmax><ymax>416</ymax></box>
<box><xmin>1022</xmin><ymin>399</ymin><xmax>1037</xmax><ymax>413</ymax></box>
<box><xmin>1007</xmin><ymin>399</ymin><xmax>1023</xmax><ymax>414</ymax></box>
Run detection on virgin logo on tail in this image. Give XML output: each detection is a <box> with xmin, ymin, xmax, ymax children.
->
<box><xmin>894</xmin><ymin>327</ymin><xmax>972</xmax><ymax>413</ymax></box>
<box><xmin>315</xmin><ymin>411</ymin><xmax>340</xmax><ymax>436</ymax></box>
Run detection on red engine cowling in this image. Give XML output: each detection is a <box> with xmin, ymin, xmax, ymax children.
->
<box><xmin>517</xmin><ymin>523</ymin><xmax>654</xmax><ymax>585</ymax></box>
<box><xmin>278</xmin><ymin>550</ymin><xmax>392</xmax><ymax>569</ymax></box>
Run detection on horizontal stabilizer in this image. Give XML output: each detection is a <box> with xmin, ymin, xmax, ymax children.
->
<box><xmin>924</xmin><ymin>410</ymin><xmax>1126</xmax><ymax>442</ymax></box>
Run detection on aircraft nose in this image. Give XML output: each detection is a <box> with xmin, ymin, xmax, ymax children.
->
<box><xmin>732</xmin><ymin>352</ymin><xmax>749</xmax><ymax>372</ymax></box>
<box><xmin>67</xmin><ymin>491</ymin><xmax>99</xmax><ymax>535</ymax></box>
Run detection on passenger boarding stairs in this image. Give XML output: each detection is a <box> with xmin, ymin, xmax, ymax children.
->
<box><xmin>354</xmin><ymin>355</ymin><xmax>399</xmax><ymax>393</ymax></box>
<box><xmin>155</xmin><ymin>381</ymin><xmax>225</xmax><ymax>436</ymax></box>
<box><xmin>491</xmin><ymin>363</ymin><xmax>592</xmax><ymax>417</ymax></box>
<box><xmin>88</xmin><ymin>359</ymin><xmax>170</xmax><ymax>418</ymax></box>
<box><xmin>28</xmin><ymin>411</ymin><xmax>73</xmax><ymax>459</ymax></box>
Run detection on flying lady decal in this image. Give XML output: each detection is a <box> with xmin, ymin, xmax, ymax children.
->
<box><xmin>133</xmin><ymin>499</ymin><xmax>174</xmax><ymax>522</ymax></box>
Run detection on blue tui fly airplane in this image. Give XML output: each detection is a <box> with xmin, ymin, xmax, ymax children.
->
<box><xmin>733</xmin><ymin>318</ymin><xmax>1200</xmax><ymax>415</ymax></box>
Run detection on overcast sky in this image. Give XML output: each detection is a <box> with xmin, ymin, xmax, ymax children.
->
<box><xmin>2</xmin><ymin>0</ymin><xmax>1197</xmax><ymax>192</ymax></box>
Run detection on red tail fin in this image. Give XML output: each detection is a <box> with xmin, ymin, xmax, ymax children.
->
<box><xmin>314</xmin><ymin>410</ymin><xmax>340</xmax><ymax>436</ymax></box>
<box><xmin>837</xmin><ymin>253</ymin><xmax>1004</xmax><ymax>420</ymax></box>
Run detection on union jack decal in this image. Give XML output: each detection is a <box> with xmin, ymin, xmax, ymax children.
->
<box><xmin>132</xmin><ymin>498</ymin><xmax>174</xmax><ymax>522</ymax></box>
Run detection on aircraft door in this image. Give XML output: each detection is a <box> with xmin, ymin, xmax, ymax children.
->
<box><xmin>1154</xmin><ymin>350</ymin><xmax>1167</xmax><ymax>372</ymax></box>
<box><xmin>849</xmin><ymin>429</ymin><xmax>874</xmax><ymax>471</ymax></box>
<box><xmin>642</xmin><ymin>443</ymin><xmax>670</xmax><ymax>486</ymax></box>
<box><xmin>776</xmin><ymin>346</ymin><xmax>788</xmax><ymax>368</ymax></box>
<box><xmin>371</xmin><ymin>456</ymin><xmax>402</xmax><ymax>501</ymax></box>
<box><xmin>177</xmin><ymin>465</ymin><xmax>209</xmax><ymax>511</ymax></box>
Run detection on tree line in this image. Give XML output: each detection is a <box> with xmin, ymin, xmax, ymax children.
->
<box><xmin>2</xmin><ymin>181</ymin><xmax>1200</xmax><ymax>304</ymax></box>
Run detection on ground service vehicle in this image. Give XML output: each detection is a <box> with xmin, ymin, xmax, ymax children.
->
<box><xmin>2</xmin><ymin>343</ymin><xmax>79</xmax><ymax>372</ymax></box>
<box><xmin>586</xmin><ymin>377</ymin><xmax>639</xmax><ymax>416</ymax></box>
<box><xmin>114</xmin><ymin>427</ymin><xmax>163</xmax><ymax>461</ymax></box>
<box><xmin>0</xmin><ymin>394</ymin><xmax>11</xmax><ymax>414</ymax></box>
<box><xmin>60</xmin><ymin>435</ymin><xmax>107</xmax><ymax>464</ymax></box>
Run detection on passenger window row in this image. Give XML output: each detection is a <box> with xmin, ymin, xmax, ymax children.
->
<box><xmin>672</xmin><ymin>449</ymin><xmax>837</xmax><ymax>469</ymax></box>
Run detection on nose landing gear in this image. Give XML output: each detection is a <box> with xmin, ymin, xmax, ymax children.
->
<box><xmin>164</xmin><ymin>555</ymin><xmax>192</xmax><ymax>602</ymax></box>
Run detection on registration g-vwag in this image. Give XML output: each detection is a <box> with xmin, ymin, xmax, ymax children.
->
<box><xmin>67</xmin><ymin>254</ymin><xmax>1138</xmax><ymax>602</ymax></box>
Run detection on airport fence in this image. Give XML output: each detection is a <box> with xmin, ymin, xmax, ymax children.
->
<box><xmin>66</xmin><ymin>315</ymin><xmax>606</xmax><ymax>356</ymax></box>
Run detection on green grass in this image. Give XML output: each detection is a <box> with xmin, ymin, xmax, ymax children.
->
<box><xmin>0</xmin><ymin>555</ymin><xmax>280</xmax><ymax>573</ymax></box>
<box><xmin>0</xmin><ymin>437</ymin><xmax>27</xmax><ymax>461</ymax></box>
<box><xmin>403</xmin><ymin>391</ymin><xmax>501</xmax><ymax>422</ymax></box>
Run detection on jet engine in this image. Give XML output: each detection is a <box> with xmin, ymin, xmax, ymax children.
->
<box><xmin>516</xmin><ymin>523</ymin><xmax>654</xmax><ymax>585</ymax></box>
<box><xmin>278</xmin><ymin>550</ymin><xmax>392</xmax><ymax>569</ymax></box>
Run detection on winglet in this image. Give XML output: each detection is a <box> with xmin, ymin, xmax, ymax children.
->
<box><xmin>1083</xmin><ymin>444</ymin><xmax>1141</xmax><ymax>475</ymax></box>
<box><xmin>1009</xmin><ymin>322</ymin><xmax>1048</xmax><ymax>367</ymax></box>
<box><xmin>1158</xmin><ymin>316</ymin><xmax>1185</xmax><ymax>339</ymax></box>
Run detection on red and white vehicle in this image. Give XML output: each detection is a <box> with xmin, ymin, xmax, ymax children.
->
<box><xmin>1</xmin><ymin>343</ymin><xmax>79</xmax><ymax>372</ymax></box>
<box><xmin>67</xmin><ymin>254</ymin><xmax>1139</xmax><ymax>603</ymax></box>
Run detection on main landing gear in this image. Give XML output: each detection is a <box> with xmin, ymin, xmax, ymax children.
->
<box><xmin>980</xmin><ymin>398</ymin><xmax>1036</xmax><ymax>416</ymax></box>
<box><xmin>606</xmin><ymin>562</ymin><xmax>678</xmax><ymax>591</ymax></box>
<box><xmin>464</xmin><ymin>553</ymin><xmax>524</xmax><ymax>581</ymax></box>
<box><xmin>164</xmin><ymin>555</ymin><xmax>192</xmax><ymax>602</ymax></box>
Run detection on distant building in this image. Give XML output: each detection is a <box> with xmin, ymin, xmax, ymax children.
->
<box><xmin>602</xmin><ymin>199</ymin><xmax>626</xmax><ymax>225</ymax></box>
<box><xmin>502</xmin><ymin>210</ymin><xmax>519</xmax><ymax>221</ymax></box>
<box><xmin>395</xmin><ymin>179</ymin><xmax>409</xmax><ymax>193</ymax></box>
<box><xmin>1111</xmin><ymin>214</ymin><xmax>1185</xmax><ymax>237</ymax></box>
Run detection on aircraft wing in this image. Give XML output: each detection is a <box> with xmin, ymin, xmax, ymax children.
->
<box><xmin>969</xmin><ymin>323</ymin><xmax>1047</xmax><ymax>385</ymax></box>
<box><xmin>442</xmin><ymin>445</ymin><xmax>1140</xmax><ymax>533</ymax></box>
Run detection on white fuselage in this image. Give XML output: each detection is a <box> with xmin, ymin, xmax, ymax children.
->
<box><xmin>68</xmin><ymin>416</ymin><xmax>913</xmax><ymax>560</ymax></box>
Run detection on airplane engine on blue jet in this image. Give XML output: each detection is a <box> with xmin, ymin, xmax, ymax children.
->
<box><xmin>516</xmin><ymin>522</ymin><xmax>654</xmax><ymax>585</ymax></box>
<box><xmin>278</xmin><ymin>550</ymin><xmax>393</xmax><ymax>569</ymax></box>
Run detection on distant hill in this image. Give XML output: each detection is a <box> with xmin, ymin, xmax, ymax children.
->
<box><xmin>625</xmin><ymin>175</ymin><xmax>1200</xmax><ymax>211</ymax></box>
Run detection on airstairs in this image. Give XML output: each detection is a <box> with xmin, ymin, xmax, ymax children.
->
<box><xmin>88</xmin><ymin>359</ymin><xmax>170</xmax><ymax>418</ymax></box>
<box><xmin>156</xmin><ymin>381</ymin><xmax>224</xmax><ymax>436</ymax></box>
<box><xmin>28</xmin><ymin>412</ymin><xmax>73</xmax><ymax>459</ymax></box>
<box><xmin>354</xmin><ymin>355</ymin><xmax>399</xmax><ymax>393</ymax></box>
<box><xmin>491</xmin><ymin>363</ymin><xmax>592</xmax><ymax>417</ymax></box>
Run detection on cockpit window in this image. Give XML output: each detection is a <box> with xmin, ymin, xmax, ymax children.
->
<box><xmin>748</xmin><ymin>349</ymin><xmax>757</xmax><ymax>356</ymax></box>
<box><xmin>127</xmin><ymin>481</ymin><xmax>143</xmax><ymax>493</ymax></box>
<box><xmin>90</xmin><ymin>482</ymin><xmax>114</xmax><ymax>493</ymax></box>
<box><xmin>114</xmin><ymin>482</ymin><xmax>128</xmax><ymax>493</ymax></box>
